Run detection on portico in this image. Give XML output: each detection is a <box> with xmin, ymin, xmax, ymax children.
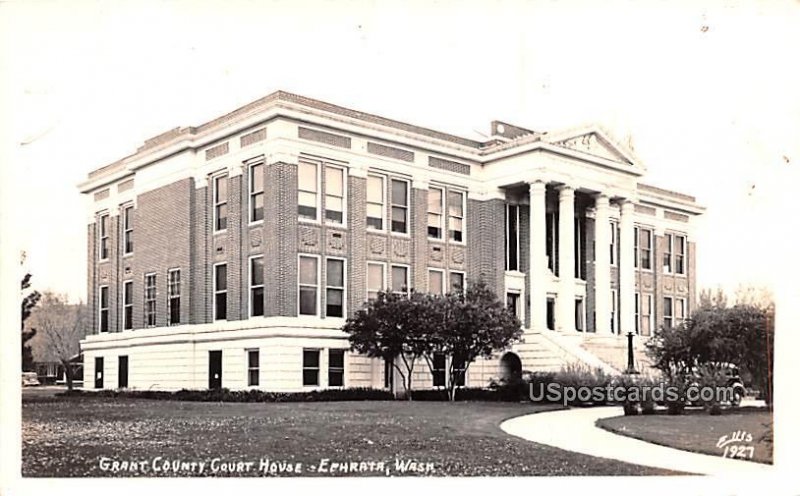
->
<box><xmin>519</xmin><ymin>179</ymin><xmax>637</xmax><ymax>336</ymax></box>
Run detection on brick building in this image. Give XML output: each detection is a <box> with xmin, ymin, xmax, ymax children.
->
<box><xmin>78</xmin><ymin>91</ymin><xmax>703</xmax><ymax>391</ymax></box>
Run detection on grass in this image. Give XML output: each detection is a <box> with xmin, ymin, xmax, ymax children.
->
<box><xmin>596</xmin><ymin>408</ymin><xmax>773</xmax><ymax>464</ymax></box>
<box><xmin>21</xmin><ymin>396</ymin><xmax>681</xmax><ymax>477</ymax></box>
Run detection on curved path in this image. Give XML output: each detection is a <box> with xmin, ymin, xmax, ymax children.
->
<box><xmin>500</xmin><ymin>406</ymin><xmax>772</xmax><ymax>475</ymax></box>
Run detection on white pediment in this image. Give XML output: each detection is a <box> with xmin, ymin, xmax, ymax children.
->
<box><xmin>550</xmin><ymin>129</ymin><xmax>635</xmax><ymax>165</ymax></box>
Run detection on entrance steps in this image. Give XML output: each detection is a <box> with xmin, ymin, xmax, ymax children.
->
<box><xmin>513</xmin><ymin>330</ymin><xmax>655</xmax><ymax>376</ymax></box>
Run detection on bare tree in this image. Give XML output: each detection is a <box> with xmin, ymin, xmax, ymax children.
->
<box><xmin>29</xmin><ymin>292</ymin><xmax>87</xmax><ymax>391</ymax></box>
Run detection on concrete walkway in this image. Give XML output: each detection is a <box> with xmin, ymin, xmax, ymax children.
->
<box><xmin>500</xmin><ymin>406</ymin><xmax>773</xmax><ymax>475</ymax></box>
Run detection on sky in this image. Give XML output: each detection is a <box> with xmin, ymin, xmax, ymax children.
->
<box><xmin>2</xmin><ymin>0</ymin><xmax>798</xmax><ymax>303</ymax></box>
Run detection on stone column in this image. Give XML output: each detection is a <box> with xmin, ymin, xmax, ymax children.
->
<box><xmin>557</xmin><ymin>185</ymin><xmax>575</xmax><ymax>332</ymax></box>
<box><xmin>594</xmin><ymin>194</ymin><xmax>612</xmax><ymax>334</ymax></box>
<box><xmin>618</xmin><ymin>200</ymin><xmax>635</xmax><ymax>335</ymax></box>
<box><xmin>528</xmin><ymin>180</ymin><xmax>547</xmax><ymax>332</ymax></box>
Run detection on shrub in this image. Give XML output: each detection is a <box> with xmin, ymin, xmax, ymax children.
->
<box><xmin>57</xmin><ymin>387</ymin><xmax>395</xmax><ymax>403</ymax></box>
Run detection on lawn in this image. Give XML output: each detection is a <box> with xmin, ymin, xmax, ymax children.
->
<box><xmin>597</xmin><ymin>408</ymin><xmax>773</xmax><ymax>464</ymax></box>
<box><xmin>22</xmin><ymin>397</ymin><xmax>679</xmax><ymax>477</ymax></box>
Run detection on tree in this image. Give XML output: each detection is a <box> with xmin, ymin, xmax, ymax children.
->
<box><xmin>431</xmin><ymin>280</ymin><xmax>522</xmax><ymax>401</ymax></box>
<box><xmin>21</xmin><ymin>273</ymin><xmax>42</xmax><ymax>371</ymax></box>
<box><xmin>646</xmin><ymin>303</ymin><xmax>774</xmax><ymax>406</ymax></box>
<box><xmin>698</xmin><ymin>286</ymin><xmax>728</xmax><ymax>310</ymax></box>
<box><xmin>342</xmin><ymin>290</ymin><xmax>438</xmax><ymax>398</ymax></box>
<box><xmin>28</xmin><ymin>292</ymin><xmax>86</xmax><ymax>391</ymax></box>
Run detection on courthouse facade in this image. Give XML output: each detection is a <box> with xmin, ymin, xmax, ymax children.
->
<box><xmin>79</xmin><ymin>91</ymin><xmax>703</xmax><ymax>391</ymax></box>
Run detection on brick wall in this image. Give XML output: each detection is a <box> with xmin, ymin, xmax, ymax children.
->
<box><xmin>132</xmin><ymin>178</ymin><xmax>193</xmax><ymax>329</ymax></box>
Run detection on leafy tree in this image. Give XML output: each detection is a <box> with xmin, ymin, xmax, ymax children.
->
<box><xmin>342</xmin><ymin>290</ymin><xmax>438</xmax><ymax>398</ymax></box>
<box><xmin>21</xmin><ymin>273</ymin><xmax>42</xmax><ymax>371</ymax></box>
<box><xmin>429</xmin><ymin>280</ymin><xmax>522</xmax><ymax>401</ymax></box>
<box><xmin>698</xmin><ymin>286</ymin><xmax>728</xmax><ymax>310</ymax></box>
<box><xmin>646</xmin><ymin>303</ymin><xmax>774</xmax><ymax>406</ymax></box>
<box><xmin>28</xmin><ymin>292</ymin><xmax>87</xmax><ymax>391</ymax></box>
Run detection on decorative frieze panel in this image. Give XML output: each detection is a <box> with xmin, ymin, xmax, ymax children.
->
<box><xmin>392</xmin><ymin>238</ymin><xmax>410</xmax><ymax>260</ymax></box>
<box><xmin>205</xmin><ymin>142</ymin><xmax>229</xmax><ymax>161</ymax></box>
<box><xmin>94</xmin><ymin>188</ymin><xmax>110</xmax><ymax>201</ymax></box>
<box><xmin>249</xmin><ymin>229</ymin><xmax>263</xmax><ymax>249</ymax></box>
<box><xmin>240</xmin><ymin>128</ymin><xmax>266</xmax><ymax>148</ymax></box>
<box><xmin>664</xmin><ymin>211</ymin><xmax>689</xmax><ymax>223</ymax></box>
<box><xmin>450</xmin><ymin>246</ymin><xmax>465</xmax><ymax>266</ymax></box>
<box><xmin>367</xmin><ymin>142</ymin><xmax>414</xmax><ymax>162</ymax></box>
<box><xmin>367</xmin><ymin>235</ymin><xmax>386</xmax><ymax>257</ymax></box>
<box><xmin>429</xmin><ymin>244</ymin><xmax>445</xmax><ymax>263</ymax></box>
<box><xmin>117</xmin><ymin>179</ymin><xmax>134</xmax><ymax>193</ymax></box>
<box><xmin>641</xmin><ymin>273</ymin><xmax>654</xmax><ymax>290</ymax></box>
<box><xmin>298</xmin><ymin>225</ymin><xmax>321</xmax><ymax>252</ymax></box>
<box><xmin>298</xmin><ymin>127</ymin><xmax>352</xmax><ymax>149</ymax></box>
<box><xmin>213</xmin><ymin>237</ymin><xmax>226</xmax><ymax>258</ymax></box>
<box><xmin>327</xmin><ymin>230</ymin><xmax>346</xmax><ymax>253</ymax></box>
<box><xmin>428</xmin><ymin>156</ymin><xmax>470</xmax><ymax>176</ymax></box>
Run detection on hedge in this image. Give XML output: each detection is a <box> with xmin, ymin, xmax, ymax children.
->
<box><xmin>56</xmin><ymin>387</ymin><xmax>395</xmax><ymax>402</ymax></box>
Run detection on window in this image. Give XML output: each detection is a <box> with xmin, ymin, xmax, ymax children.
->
<box><xmin>391</xmin><ymin>265</ymin><xmax>409</xmax><ymax>296</ymax></box>
<box><xmin>676</xmin><ymin>298</ymin><xmax>686</xmax><ymax>326</ymax></box>
<box><xmin>298</xmin><ymin>161</ymin><xmax>319</xmax><ymax>221</ymax></box>
<box><xmin>547</xmin><ymin>297</ymin><xmax>556</xmax><ymax>331</ymax></box>
<box><xmin>328</xmin><ymin>349</ymin><xmax>345</xmax><ymax>387</ymax></box>
<box><xmin>366</xmin><ymin>175</ymin><xmax>385</xmax><ymax>230</ymax></box>
<box><xmin>325</xmin><ymin>166</ymin><xmax>345</xmax><ymax>224</ymax></box>
<box><xmin>214</xmin><ymin>264</ymin><xmax>227</xmax><ymax>321</ymax></box>
<box><xmin>610</xmin><ymin>221</ymin><xmax>618</xmax><ymax>266</ymax></box>
<box><xmin>642</xmin><ymin>294</ymin><xmax>653</xmax><ymax>336</ymax></box>
<box><xmin>675</xmin><ymin>235</ymin><xmax>686</xmax><ymax>275</ymax></box>
<box><xmin>663</xmin><ymin>233</ymin><xmax>673</xmax><ymax>273</ymax></box>
<box><xmin>634</xmin><ymin>226</ymin><xmax>639</xmax><ymax>269</ymax></box>
<box><xmin>432</xmin><ymin>353</ymin><xmax>446</xmax><ymax>387</ymax></box>
<box><xmin>94</xmin><ymin>357</ymin><xmax>104</xmax><ymax>389</ymax></box>
<box><xmin>507</xmin><ymin>292</ymin><xmax>521</xmax><ymax>319</ymax></box>
<box><xmin>367</xmin><ymin>262</ymin><xmax>385</xmax><ymax>301</ymax></box>
<box><xmin>663</xmin><ymin>297</ymin><xmax>674</xmax><ymax>329</ymax></box>
<box><xmin>546</xmin><ymin>212</ymin><xmax>558</xmax><ymax>274</ymax></box>
<box><xmin>610</xmin><ymin>290</ymin><xmax>617</xmax><ymax>334</ymax></box>
<box><xmin>144</xmin><ymin>274</ymin><xmax>156</xmax><ymax>327</ymax></box>
<box><xmin>168</xmin><ymin>269</ymin><xmax>180</xmax><ymax>325</ymax></box>
<box><xmin>639</xmin><ymin>228</ymin><xmax>653</xmax><ymax>270</ymax></box>
<box><xmin>122</xmin><ymin>205</ymin><xmax>133</xmax><ymax>254</ymax></box>
<box><xmin>99</xmin><ymin>286</ymin><xmax>109</xmax><ymax>332</ymax></box>
<box><xmin>98</xmin><ymin>214</ymin><xmax>109</xmax><ymax>260</ymax></box>
<box><xmin>247</xmin><ymin>349</ymin><xmax>259</xmax><ymax>387</ymax></box>
<box><xmin>506</xmin><ymin>204</ymin><xmax>519</xmax><ymax>271</ymax></box>
<box><xmin>449</xmin><ymin>271</ymin><xmax>465</xmax><ymax>293</ymax></box>
<box><xmin>390</xmin><ymin>179</ymin><xmax>409</xmax><ymax>233</ymax></box>
<box><xmin>249</xmin><ymin>162</ymin><xmax>264</xmax><ymax>223</ymax></box>
<box><xmin>427</xmin><ymin>187</ymin><xmax>444</xmax><ymax>239</ymax></box>
<box><xmin>453</xmin><ymin>355</ymin><xmax>466</xmax><ymax>387</ymax></box>
<box><xmin>299</xmin><ymin>256</ymin><xmax>319</xmax><ymax>315</ymax></box>
<box><xmin>123</xmin><ymin>281</ymin><xmax>133</xmax><ymax>330</ymax></box>
<box><xmin>213</xmin><ymin>174</ymin><xmax>228</xmax><ymax>231</ymax></box>
<box><xmin>575</xmin><ymin>298</ymin><xmax>585</xmax><ymax>332</ymax></box>
<box><xmin>428</xmin><ymin>269</ymin><xmax>444</xmax><ymax>294</ymax></box>
<box><xmin>250</xmin><ymin>256</ymin><xmax>264</xmax><ymax>317</ymax></box>
<box><xmin>326</xmin><ymin>258</ymin><xmax>345</xmax><ymax>317</ymax></box>
<box><xmin>303</xmin><ymin>349</ymin><xmax>320</xmax><ymax>386</ymax></box>
<box><xmin>384</xmin><ymin>358</ymin><xmax>394</xmax><ymax>389</ymax></box>
<box><xmin>118</xmin><ymin>356</ymin><xmax>128</xmax><ymax>388</ymax></box>
<box><xmin>634</xmin><ymin>292</ymin><xmax>640</xmax><ymax>334</ymax></box>
<box><xmin>574</xmin><ymin>216</ymin><xmax>586</xmax><ymax>280</ymax></box>
<box><xmin>448</xmin><ymin>191</ymin><xmax>465</xmax><ymax>242</ymax></box>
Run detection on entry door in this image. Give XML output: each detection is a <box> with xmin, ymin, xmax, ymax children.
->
<box><xmin>118</xmin><ymin>356</ymin><xmax>129</xmax><ymax>388</ymax></box>
<box><xmin>208</xmin><ymin>351</ymin><xmax>222</xmax><ymax>390</ymax></box>
<box><xmin>94</xmin><ymin>357</ymin><xmax>104</xmax><ymax>389</ymax></box>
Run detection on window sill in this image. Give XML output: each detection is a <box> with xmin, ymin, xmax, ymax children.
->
<box><xmin>248</xmin><ymin>220</ymin><xmax>264</xmax><ymax>227</ymax></box>
<box><xmin>298</xmin><ymin>218</ymin><xmax>321</xmax><ymax>226</ymax></box>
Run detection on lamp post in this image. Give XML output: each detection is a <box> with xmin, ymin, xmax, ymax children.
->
<box><xmin>625</xmin><ymin>330</ymin><xmax>639</xmax><ymax>375</ymax></box>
